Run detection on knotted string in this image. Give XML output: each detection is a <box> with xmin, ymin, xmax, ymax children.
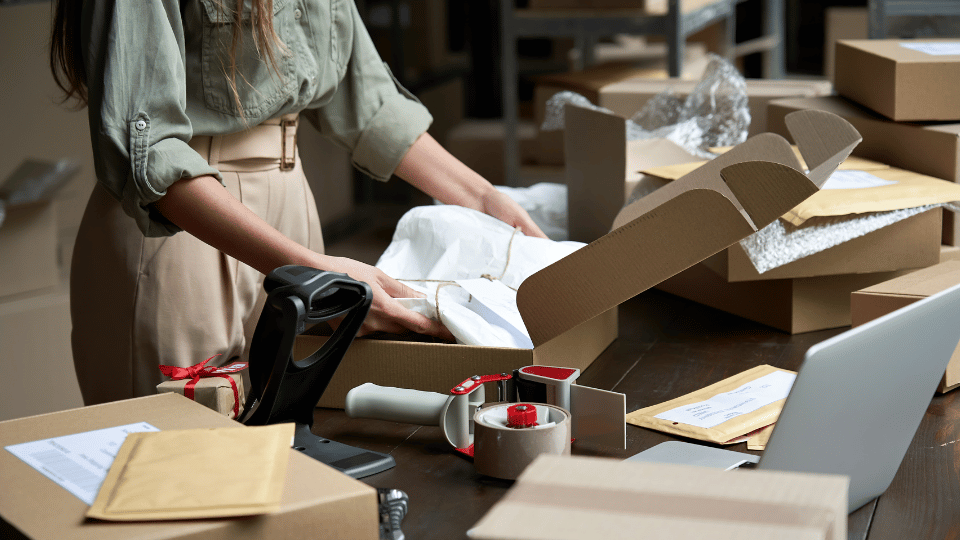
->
<box><xmin>395</xmin><ymin>226</ymin><xmax>522</xmax><ymax>330</ymax></box>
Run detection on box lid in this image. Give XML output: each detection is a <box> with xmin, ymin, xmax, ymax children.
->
<box><xmin>469</xmin><ymin>455</ymin><xmax>848</xmax><ymax>540</ymax></box>
<box><xmin>857</xmin><ymin>260</ymin><xmax>960</xmax><ymax>299</ymax></box>
<box><xmin>0</xmin><ymin>394</ymin><xmax>377</xmax><ymax>540</ymax></box>
<box><xmin>518</xmin><ymin>109</ymin><xmax>860</xmax><ymax>346</ymax></box>
<box><xmin>838</xmin><ymin>39</ymin><xmax>960</xmax><ymax>63</ymax></box>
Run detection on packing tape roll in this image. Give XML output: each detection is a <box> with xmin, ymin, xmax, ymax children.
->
<box><xmin>473</xmin><ymin>403</ymin><xmax>571</xmax><ymax>480</ymax></box>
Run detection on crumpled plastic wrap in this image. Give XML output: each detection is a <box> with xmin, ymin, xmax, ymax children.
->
<box><xmin>376</xmin><ymin>206</ymin><xmax>585</xmax><ymax>348</ymax></box>
<box><xmin>540</xmin><ymin>54</ymin><xmax>750</xmax><ymax>159</ymax></box>
<box><xmin>740</xmin><ymin>202</ymin><xmax>960</xmax><ymax>274</ymax></box>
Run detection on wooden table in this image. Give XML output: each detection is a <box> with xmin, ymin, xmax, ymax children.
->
<box><xmin>312</xmin><ymin>290</ymin><xmax>960</xmax><ymax>540</ymax></box>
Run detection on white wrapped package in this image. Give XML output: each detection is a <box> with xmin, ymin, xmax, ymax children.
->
<box><xmin>493</xmin><ymin>183</ymin><xmax>568</xmax><ymax>241</ymax></box>
<box><xmin>376</xmin><ymin>206</ymin><xmax>585</xmax><ymax>348</ymax></box>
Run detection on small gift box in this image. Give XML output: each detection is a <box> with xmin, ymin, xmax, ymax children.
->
<box><xmin>156</xmin><ymin>356</ymin><xmax>247</xmax><ymax>419</ymax></box>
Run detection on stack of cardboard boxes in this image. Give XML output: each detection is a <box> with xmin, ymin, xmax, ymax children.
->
<box><xmin>769</xmin><ymin>39</ymin><xmax>960</xmax><ymax>246</ymax></box>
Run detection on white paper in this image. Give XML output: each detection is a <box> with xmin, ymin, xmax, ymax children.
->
<box><xmin>377</xmin><ymin>205</ymin><xmax>584</xmax><ymax>348</ymax></box>
<box><xmin>900</xmin><ymin>42</ymin><xmax>960</xmax><ymax>56</ymax></box>
<box><xmin>654</xmin><ymin>372</ymin><xmax>796</xmax><ymax>429</ymax></box>
<box><xmin>5</xmin><ymin>422</ymin><xmax>160</xmax><ymax>504</ymax></box>
<box><xmin>456</xmin><ymin>278</ymin><xmax>533</xmax><ymax>348</ymax></box>
<box><xmin>822</xmin><ymin>170</ymin><xmax>897</xmax><ymax>190</ymax></box>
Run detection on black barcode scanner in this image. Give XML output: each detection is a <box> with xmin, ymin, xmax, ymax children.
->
<box><xmin>239</xmin><ymin>266</ymin><xmax>395</xmax><ymax>478</ymax></box>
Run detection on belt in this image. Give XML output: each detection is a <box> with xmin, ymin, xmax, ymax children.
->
<box><xmin>189</xmin><ymin>113</ymin><xmax>299</xmax><ymax>171</ymax></box>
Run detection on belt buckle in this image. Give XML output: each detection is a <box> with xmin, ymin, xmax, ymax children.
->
<box><xmin>280</xmin><ymin>117</ymin><xmax>298</xmax><ymax>171</ymax></box>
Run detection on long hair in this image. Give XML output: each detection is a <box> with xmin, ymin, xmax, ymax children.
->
<box><xmin>50</xmin><ymin>0</ymin><xmax>284</xmax><ymax>117</ymax></box>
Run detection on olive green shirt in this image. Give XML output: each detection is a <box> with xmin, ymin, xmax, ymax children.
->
<box><xmin>81</xmin><ymin>0</ymin><xmax>432</xmax><ymax>236</ymax></box>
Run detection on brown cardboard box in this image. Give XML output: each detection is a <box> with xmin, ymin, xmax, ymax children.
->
<box><xmin>156</xmin><ymin>362</ymin><xmax>248</xmax><ymax>420</ymax></box>
<box><xmin>658</xmin><ymin>259</ymin><xmax>920</xmax><ymax>334</ymax></box>
<box><xmin>851</xmin><ymin>261</ymin><xmax>960</xmax><ymax>392</ymax></box>
<box><xmin>705</xmin><ymin>208</ymin><xmax>942</xmax><ymax>282</ymax></box>
<box><xmin>767</xmin><ymin>96</ymin><xmax>960</xmax><ymax>245</ymax></box>
<box><xmin>0</xmin><ymin>285</ymin><xmax>82</xmax><ymax>422</ymax></box>
<box><xmin>305</xmin><ymin>109</ymin><xmax>860</xmax><ymax>408</ymax></box>
<box><xmin>0</xmin><ymin>202</ymin><xmax>59</xmax><ymax>299</ymax></box>
<box><xmin>565</xmin><ymin>102</ymin><xmax>944</xmax><ymax>282</ymax></box>
<box><xmin>470</xmin><ymin>455</ymin><xmax>848</xmax><ymax>540</ymax></box>
<box><xmin>824</xmin><ymin>7</ymin><xmax>868</xmax><ymax>81</ymax></box>
<box><xmin>0</xmin><ymin>393</ymin><xmax>378</xmax><ymax>539</ymax></box>
<box><xmin>835</xmin><ymin>39</ymin><xmax>960</xmax><ymax>122</ymax></box>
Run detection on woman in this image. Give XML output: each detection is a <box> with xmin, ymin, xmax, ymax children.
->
<box><xmin>51</xmin><ymin>0</ymin><xmax>546</xmax><ymax>405</ymax></box>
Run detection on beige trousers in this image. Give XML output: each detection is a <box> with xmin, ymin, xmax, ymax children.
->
<box><xmin>71</xmin><ymin>134</ymin><xmax>324</xmax><ymax>405</ymax></box>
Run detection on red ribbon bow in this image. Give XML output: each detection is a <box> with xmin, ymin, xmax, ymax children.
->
<box><xmin>159</xmin><ymin>355</ymin><xmax>241</xmax><ymax>419</ymax></box>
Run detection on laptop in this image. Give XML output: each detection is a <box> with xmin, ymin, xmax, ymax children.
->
<box><xmin>628</xmin><ymin>282</ymin><xmax>960</xmax><ymax>512</ymax></box>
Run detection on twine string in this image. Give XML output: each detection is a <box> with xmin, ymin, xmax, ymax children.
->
<box><xmin>395</xmin><ymin>226</ymin><xmax>522</xmax><ymax>330</ymax></box>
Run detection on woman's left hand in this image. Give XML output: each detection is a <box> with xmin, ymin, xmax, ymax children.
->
<box><xmin>480</xmin><ymin>189</ymin><xmax>548</xmax><ymax>239</ymax></box>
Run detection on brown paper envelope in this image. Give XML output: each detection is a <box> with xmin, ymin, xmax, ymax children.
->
<box><xmin>642</xmin><ymin>147</ymin><xmax>888</xmax><ymax>181</ymax></box>
<box><xmin>87</xmin><ymin>424</ymin><xmax>294</xmax><ymax>521</ymax></box>
<box><xmin>747</xmin><ymin>423</ymin><xmax>776</xmax><ymax>450</ymax></box>
<box><xmin>625</xmin><ymin>365</ymin><xmax>796</xmax><ymax>445</ymax></box>
<box><xmin>782</xmin><ymin>168</ymin><xmax>960</xmax><ymax>226</ymax></box>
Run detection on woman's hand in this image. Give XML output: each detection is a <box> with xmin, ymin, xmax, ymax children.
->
<box><xmin>479</xmin><ymin>188</ymin><xmax>548</xmax><ymax>239</ymax></box>
<box><xmin>327</xmin><ymin>257</ymin><xmax>455</xmax><ymax>341</ymax></box>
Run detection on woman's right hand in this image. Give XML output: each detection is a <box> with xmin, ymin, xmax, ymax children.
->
<box><xmin>326</xmin><ymin>256</ymin><xmax>455</xmax><ymax>341</ymax></box>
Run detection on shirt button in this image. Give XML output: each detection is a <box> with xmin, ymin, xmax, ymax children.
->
<box><xmin>135</xmin><ymin>120</ymin><xmax>147</xmax><ymax>130</ymax></box>
<box><xmin>294</xmin><ymin>8</ymin><xmax>302</xmax><ymax>19</ymax></box>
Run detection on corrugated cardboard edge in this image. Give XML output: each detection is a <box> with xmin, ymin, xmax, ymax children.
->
<box><xmin>625</xmin><ymin>365</ymin><xmax>797</xmax><ymax>444</ymax></box>
<box><xmin>850</xmin><ymin>260</ymin><xmax>960</xmax><ymax>393</ymax></box>
<box><xmin>522</xmin><ymin>137</ymin><xmax>824</xmax><ymax>345</ymax></box>
<box><xmin>469</xmin><ymin>455</ymin><xmax>848</xmax><ymax>540</ymax></box>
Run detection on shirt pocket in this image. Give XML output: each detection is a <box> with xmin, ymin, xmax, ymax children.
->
<box><xmin>198</xmin><ymin>0</ymin><xmax>296</xmax><ymax>118</ymax></box>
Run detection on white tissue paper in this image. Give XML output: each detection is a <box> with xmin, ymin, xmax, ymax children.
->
<box><xmin>493</xmin><ymin>183</ymin><xmax>568</xmax><ymax>241</ymax></box>
<box><xmin>376</xmin><ymin>206</ymin><xmax>585</xmax><ymax>348</ymax></box>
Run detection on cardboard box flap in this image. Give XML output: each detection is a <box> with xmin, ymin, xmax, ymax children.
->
<box><xmin>720</xmin><ymin>161</ymin><xmax>820</xmax><ymax>230</ymax></box>
<box><xmin>859</xmin><ymin>260</ymin><xmax>960</xmax><ymax>298</ymax></box>
<box><xmin>520</xmin><ymin>110</ymin><xmax>865</xmax><ymax>346</ymax></box>
<box><xmin>784</xmin><ymin>110</ymin><xmax>863</xmax><ymax>188</ymax></box>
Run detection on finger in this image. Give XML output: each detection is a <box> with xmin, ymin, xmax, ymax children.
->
<box><xmin>518</xmin><ymin>215</ymin><xmax>548</xmax><ymax>239</ymax></box>
<box><xmin>380</xmin><ymin>274</ymin><xmax>425</xmax><ymax>299</ymax></box>
<box><xmin>384</xmin><ymin>299</ymin><xmax>456</xmax><ymax>341</ymax></box>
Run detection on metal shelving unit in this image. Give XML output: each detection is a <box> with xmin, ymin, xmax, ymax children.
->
<box><xmin>499</xmin><ymin>0</ymin><xmax>785</xmax><ymax>186</ymax></box>
<box><xmin>868</xmin><ymin>0</ymin><xmax>960</xmax><ymax>39</ymax></box>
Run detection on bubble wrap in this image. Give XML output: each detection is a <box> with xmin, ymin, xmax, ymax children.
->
<box><xmin>540</xmin><ymin>54</ymin><xmax>750</xmax><ymax>159</ymax></box>
<box><xmin>741</xmin><ymin>203</ymin><xmax>960</xmax><ymax>274</ymax></box>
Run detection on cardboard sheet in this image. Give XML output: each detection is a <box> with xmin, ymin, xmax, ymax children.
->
<box><xmin>626</xmin><ymin>365</ymin><xmax>797</xmax><ymax>445</ymax></box>
<box><xmin>87</xmin><ymin>424</ymin><xmax>294</xmax><ymax>521</ymax></box>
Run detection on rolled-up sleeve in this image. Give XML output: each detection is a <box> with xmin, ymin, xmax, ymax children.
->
<box><xmin>301</xmin><ymin>2</ymin><xmax>432</xmax><ymax>182</ymax></box>
<box><xmin>83</xmin><ymin>0</ymin><xmax>221</xmax><ymax>237</ymax></box>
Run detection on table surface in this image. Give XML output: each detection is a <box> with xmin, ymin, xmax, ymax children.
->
<box><xmin>312</xmin><ymin>289</ymin><xmax>960</xmax><ymax>540</ymax></box>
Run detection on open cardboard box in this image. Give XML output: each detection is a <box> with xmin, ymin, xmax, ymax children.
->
<box><xmin>767</xmin><ymin>96</ymin><xmax>960</xmax><ymax>246</ymax></box>
<box><xmin>851</xmin><ymin>260</ymin><xmax>960</xmax><ymax>393</ymax></box>
<box><xmin>565</xmin><ymin>102</ymin><xmax>942</xmax><ymax>283</ymax></box>
<box><xmin>301</xmin><ymin>109</ymin><xmax>862</xmax><ymax>408</ymax></box>
<box><xmin>0</xmin><ymin>394</ymin><xmax>378</xmax><ymax>540</ymax></box>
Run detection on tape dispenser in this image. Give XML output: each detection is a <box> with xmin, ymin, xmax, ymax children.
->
<box><xmin>345</xmin><ymin>366</ymin><xmax>625</xmax><ymax>479</ymax></box>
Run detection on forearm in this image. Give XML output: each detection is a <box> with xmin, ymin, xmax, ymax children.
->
<box><xmin>393</xmin><ymin>132</ymin><xmax>496</xmax><ymax>210</ymax></box>
<box><xmin>152</xmin><ymin>175</ymin><xmax>333</xmax><ymax>275</ymax></box>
